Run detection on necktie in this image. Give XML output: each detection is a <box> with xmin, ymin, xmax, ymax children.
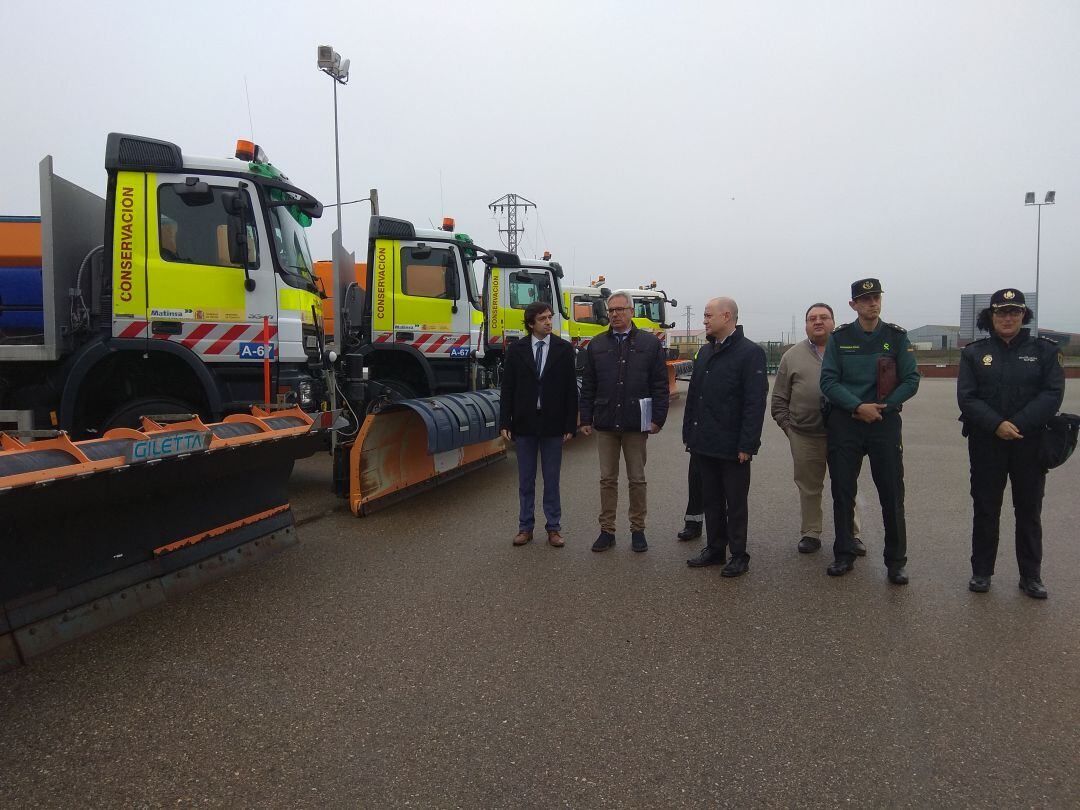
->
<box><xmin>535</xmin><ymin>341</ymin><xmax>544</xmax><ymax>407</ymax></box>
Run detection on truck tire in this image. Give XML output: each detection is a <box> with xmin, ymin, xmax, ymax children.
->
<box><xmin>101</xmin><ymin>396</ymin><xmax>201</xmax><ymax>431</ymax></box>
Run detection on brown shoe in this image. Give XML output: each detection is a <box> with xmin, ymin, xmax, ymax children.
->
<box><xmin>547</xmin><ymin>531</ymin><xmax>565</xmax><ymax>547</ymax></box>
<box><xmin>513</xmin><ymin>531</ymin><xmax>533</xmax><ymax>546</ymax></box>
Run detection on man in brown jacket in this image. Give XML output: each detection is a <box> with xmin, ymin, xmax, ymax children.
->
<box><xmin>770</xmin><ymin>303</ymin><xmax>863</xmax><ymax>555</ymax></box>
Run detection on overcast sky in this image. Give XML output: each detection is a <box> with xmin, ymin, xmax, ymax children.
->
<box><xmin>2</xmin><ymin>1</ymin><xmax>1077</xmax><ymax>339</ymax></box>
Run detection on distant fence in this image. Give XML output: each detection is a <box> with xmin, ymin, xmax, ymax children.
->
<box><xmin>918</xmin><ymin>364</ymin><xmax>1080</xmax><ymax>379</ymax></box>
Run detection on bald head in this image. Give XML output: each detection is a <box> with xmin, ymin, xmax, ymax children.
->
<box><xmin>703</xmin><ymin>297</ymin><xmax>739</xmax><ymax>340</ymax></box>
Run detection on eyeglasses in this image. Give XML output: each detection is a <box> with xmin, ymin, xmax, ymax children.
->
<box><xmin>607</xmin><ymin>307</ymin><xmax>632</xmax><ymax>314</ymax></box>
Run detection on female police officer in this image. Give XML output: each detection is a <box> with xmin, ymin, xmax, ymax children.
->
<box><xmin>957</xmin><ymin>289</ymin><xmax>1065</xmax><ymax>599</ymax></box>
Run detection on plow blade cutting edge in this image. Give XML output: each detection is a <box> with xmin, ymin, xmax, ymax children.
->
<box><xmin>667</xmin><ymin>359</ymin><xmax>694</xmax><ymax>400</ymax></box>
<box><xmin>348</xmin><ymin>389</ymin><xmax>506</xmax><ymax>516</ymax></box>
<box><xmin>0</xmin><ymin>407</ymin><xmax>324</xmax><ymax>671</ymax></box>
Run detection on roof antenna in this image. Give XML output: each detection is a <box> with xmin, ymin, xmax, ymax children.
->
<box><xmin>243</xmin><ymin>75</ymin><xmax>256</xmax><ymax>142</ymax></box>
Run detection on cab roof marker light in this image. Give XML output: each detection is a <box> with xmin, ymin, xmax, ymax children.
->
<box><xmin>442</xmin><ymin>217</ymin><xmax>455</xmax><ymax>232</ymax></box>
<box><xmin>236</xmin><ymin>139</ymin><xmax>256</xmax><ymax>161</ymax></box>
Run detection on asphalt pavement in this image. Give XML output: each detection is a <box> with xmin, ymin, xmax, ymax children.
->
<box><xmin>2</xmin><ymin>379</ymin><xmax>1078</xmax><ymax>808</ymax></box>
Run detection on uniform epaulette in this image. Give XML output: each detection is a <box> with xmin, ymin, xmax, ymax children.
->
<box><xmin>885</xmin><ymin>323</ymin><xmax>906</xmax><ymax>334</ymax></box>
<box><xmin>967</xmin><ymin>335</ymin><xmax>989</xmax><ymax>345</ymax></box>
<box><xmin>833</xmin><ymin>322</ymin><xmax>852</xmax><ymax>334</ymax></box>
<box><xmin>1037</xmin><ymin>335</ymin><xmax>1059</xmax><ymax>345</ymax></box>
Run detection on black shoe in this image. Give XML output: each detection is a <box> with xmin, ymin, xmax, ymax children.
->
<box><xmin>887</xmin><ymin>567</ymin><xmax>909</xmax><ymax>585</ymax></box>
<box><xmin>1019</xmin><ymin>577</ymin><xmax>1048</xmax><ymax>599</ymax></box>
<box><xmin>826</xmin><ymin>559</ymin><xmax>854</xmax><ymax>577</ymax></box>
<box><xmin>677</xmin><ymin>520</ymin><xmax>703</xmax><ymax>541</ymax></box>
<box><xmin>852</xmin><ymin>538</ymin><xmax>867</xmax><ymax>557</ymax></box>
<box><xmin>591</xmin><ymin>532</ymin><xmax>616</xmax><ymax>552</ymax></box>
<box><xmin>968</xmin><ymin>575</ymin><xmax>991</xmax><ymax>593</ymax></box>
<box><xmin>720</xmin><ymin>556</ymin><xmax>750</xmax><ymax>577</ymax></box>
<box><xmin>797</xmin><ymin>536</ymin><xmax>821</xmax><ymax>554</ymax></box>
<box><xmin>631</xmin><ymin>531</ymin><xmax>648</xmax><ymax>553</ymax></box>
<box><xmin>687</xmin><ymin>547</ymin><xmax>726</xmax><ymax>567</ymax></box>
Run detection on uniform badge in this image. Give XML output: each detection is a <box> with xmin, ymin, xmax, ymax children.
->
<box><xmin>982</xmin><ymin>354</ymin><xmax>993</xmax><ymax>366</ymax></box>
<box><xmin>882</xmin><ymin>342</ymin><xmax>891</xmax><ymax>351</ymax></box>
<box><xmin>1003</xmin><ymin>290</ymin><xmax>1016</xmax><ymax>300</ymax></box>
<box><xmin>862</xmin><ymin>281</ymin><xmax>874</xmax><ymax>290</ymax></box>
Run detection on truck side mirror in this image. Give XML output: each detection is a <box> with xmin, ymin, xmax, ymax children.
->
<box><xmin>670</xmin><ymin>299</ymin><xmax>678</xmax><ymax>308</ymax></box>
<box><xmin>593</xmin><ymin>301</ymin><xmax>610</xmax><ymax>326</ymax></box>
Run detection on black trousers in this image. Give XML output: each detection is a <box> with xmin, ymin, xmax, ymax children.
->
<box><xmin>683</xmin><ymin>453</ymin><xmax>704</xmax><ymax>521</ymax></box>
<box><xmin>968</xmin><ymin>432</ymin><xmax>1045</xmax><ymax>578</ymax></box>
<box><xmin>827</xmin><ymin>412</ymin><xmax>907</xmax><ymax>567</ymax></box>
<box><xmin>695</xmin><ymin>453</ymin><xmax>752</xmax><ymax>560</ymax></box>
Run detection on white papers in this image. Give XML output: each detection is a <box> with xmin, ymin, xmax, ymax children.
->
<box><xmin>639</xmin><ymin>397</ymin><xmax>652</xmax><ymax>431</ymax></box>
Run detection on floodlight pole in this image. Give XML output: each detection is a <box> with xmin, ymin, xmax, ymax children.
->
<box><xmin>319</xmin><ymin>47</ymin><xmax>349</xmax><ymax>449</ymax></box>
<box><xmin>1025</xmin><ymin>192</ymin><xmax>1055</xmax><ymax>337</ymax></box>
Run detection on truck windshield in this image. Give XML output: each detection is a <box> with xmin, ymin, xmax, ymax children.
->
<box><xmin>269</xmin><ymin>208</ymin><xmax>317</xmax><ymax>291</ymax></box>
<box><xmin>509</xmin><ymin>272</ymin><xmax>552</xmax><ymax>309</ymax></box>
<box><xmin>634</xmin><ymin>297</ymin><xmax>664</xmax><ymax>324</ymax></box>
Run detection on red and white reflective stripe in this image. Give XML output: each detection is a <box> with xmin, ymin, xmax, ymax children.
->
<box><xmin>113</xmin><ymin>319</ymin><xmax>278</xmax><ymax>359</ymax></box>
<box><xmin>488</xmin><ymin>334</ymin><xmax>503</xmax><ymax>345</ymax></box>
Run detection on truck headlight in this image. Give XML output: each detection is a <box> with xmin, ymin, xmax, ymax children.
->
<box><xmin>296</xmin><ymin>380</ymin><xmax>314</xmax><ymax>409</ymax></box>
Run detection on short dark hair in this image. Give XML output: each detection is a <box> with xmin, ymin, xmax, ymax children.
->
<box><xmin>524</xmin><ymin>301</ymin><xmax>554</xmax><ymax>331</ymax></box>
<box><xmin>975</xmin><ymin>306</ymin><xmax>1033</xmax><ymax>332</ymax></box>
<box><xmin>805</xmin><ymin>302</ymin><xmax>834</xmax><ymax>320</ymax></box>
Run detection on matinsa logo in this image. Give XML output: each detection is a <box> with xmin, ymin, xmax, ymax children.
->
<box><xmin>238</xmin><ymin>342</ymin><xmax>276</xmax><ymax>359</ymax></box>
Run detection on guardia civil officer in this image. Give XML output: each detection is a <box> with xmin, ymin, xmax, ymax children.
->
<box><xmin>957</xmin><ymin>289</ymin><xmax>1065</xmax><ymax>599</ymax></box>
<box><xmin>820</xmin><ymin>278</ymin><xmax>921</xmax><ymax>584</ymax></box>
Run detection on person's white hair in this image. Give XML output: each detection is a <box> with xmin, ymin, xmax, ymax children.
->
<box><xmin>606</xmin><ymin>291</ymin><xmax>632</xmax><ymax>308</ymax></box>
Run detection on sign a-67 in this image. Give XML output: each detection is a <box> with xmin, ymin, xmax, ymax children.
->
<box><xmin>238</xmin><ymin>342</ymin><xmax>276</xmax><ymax>360</ymax></box>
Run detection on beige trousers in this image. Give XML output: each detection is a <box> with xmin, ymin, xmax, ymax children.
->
<box><xmin>596</xmin><ymin>430</ymin><xmax>648</xmax><ymax>533</ymax></box>
<box><xmin>787</xmin><ymin>429</ymin><xmax>862</xmax><ymax>540</ymax></box>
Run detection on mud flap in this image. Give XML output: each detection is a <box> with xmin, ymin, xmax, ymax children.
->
<box><xmin>349</xmin><ymin>390</ymin><xmax>506</xmax><ymax>515</ymax></box>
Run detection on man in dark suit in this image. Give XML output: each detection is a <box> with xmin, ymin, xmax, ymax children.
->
<box><xmin>500</xmin><ymin>301</ymin><xmax>579</xmax><ymax>547</ymax></box>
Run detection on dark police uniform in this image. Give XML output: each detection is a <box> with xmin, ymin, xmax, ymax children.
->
<box><xmin>820</xmin><ymin>278</ymin><xmax>921</xmax><ymax>574</ymax></box>
<box><xmin>957</xmin><ymin>289</ymin><xmax>1065</xmax><ymax>588</ymax></box>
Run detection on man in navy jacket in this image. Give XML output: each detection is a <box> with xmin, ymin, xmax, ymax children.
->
<box><xmin>683</xmin><ymin>297</ymin><xmax>768</xmax><ymax>577</ymax></box>
<box><xmin>500</xmin><ymin>302</ymin><xmax>579</xmax><ymax>547</ymax></box>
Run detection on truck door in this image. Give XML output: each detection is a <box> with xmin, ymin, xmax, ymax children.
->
<box><xmin>390</xmin><ymin>240</ymin><xmax>472</xmax><ymax>358</ymax></box>
<box><xmin>117</xmin><ymin>173</ymin><xmax>274</xmax><ymax>363</ymax></box>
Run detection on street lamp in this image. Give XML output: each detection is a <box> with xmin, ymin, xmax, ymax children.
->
<box><xmin>1024</xmin><ymin>190</ymin><xmax>1055</xmax><ymax>337</ymax></box>
<box><xmin>318</xmin><ymin>45</ymin><xmax>349</xmax><ymax>447</ymax></box>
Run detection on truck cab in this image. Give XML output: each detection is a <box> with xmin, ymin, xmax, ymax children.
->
<box><xmin>482</xmin><ymin>253</ymin><xmax>567</xmax><ymax>360</ymax></box>
<box><xmin>562</xmin><ymin>280</ymin><xmax>610</xmax><ymax>354</ymax></box>
<box><xmin>0</xmin><ymin>133</ymin><xmax>327</xmax><ymax>434</ymax></box>
<box><xmin>616</xmin><ymin>283</ymin><xmax>678</xmax><ymax>356</ymax></box>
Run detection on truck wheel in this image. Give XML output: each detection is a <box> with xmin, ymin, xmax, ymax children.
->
<box><xmin>101</xmin><ymin>397</ymin><xmax>200</xmax><ymax>431</ymax></box>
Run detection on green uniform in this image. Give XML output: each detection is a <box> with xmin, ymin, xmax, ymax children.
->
<box><xmin>820</xmin><ymin>321</ymin><xmax>921</xmax><ymax>567</ymax></box>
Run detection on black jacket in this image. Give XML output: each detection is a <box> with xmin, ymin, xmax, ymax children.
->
<box><xmin>957</xmin><ymin>329</ymin><xmax>1065</xmax><ymax>437</ymax></box>
<box><xmin>499</xmin><ymin>333</ymin><xmax>579</xmax><ymax>437</ymax></box>
<box><xmin>579</xmin><ymin>324</ymin><xmax>669</xmax><ymax>432</ymax></box>
<box><xmin>682</xmin><ymin>326</ymin><xmax>768</xmax><ymax>459</ymax></box>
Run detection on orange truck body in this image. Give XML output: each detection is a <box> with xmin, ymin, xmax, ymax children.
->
<box><xmin>313</xmin><ymin>260</ymin><xmax>367</xmax><ymax>338</ymax></box>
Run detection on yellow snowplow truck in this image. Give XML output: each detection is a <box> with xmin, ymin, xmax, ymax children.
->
<box><xmin>0</xmin><ymin>133</ymin><xmax>335</xmax><ymax>668</ymax></box>
<box><xmin>480</xmin><ymin>252</ymin><xmax>568</xmax><ymax>380</ymax></box>
<box><xmin>0</xmin><ymin>134</ymin><xmax>328</xmax><ymax>436</ymax></box>
<box><xmin>562</xmin><ymin>280</ymin><xmax>611</xmax><ymax>371</ymax></box>
<box><xmin>334</xmin><ymin>217</ymin><xmax>569</xmax><ymax>514</ymax></box>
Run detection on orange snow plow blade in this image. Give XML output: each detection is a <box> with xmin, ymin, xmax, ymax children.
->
<box><xmin>667</xmin><ymin>359</ymin><xmax>694</xmax><ymax>400</ymax></box>
<box><xmin>348</xmin><ymin>390</ymin><xmax>505</xmax><ymax>516</ymax></box>
<box><xmin>0</xmin><ymin>406</ymin><xmax>325</xmax><ymax>671</ymax></box>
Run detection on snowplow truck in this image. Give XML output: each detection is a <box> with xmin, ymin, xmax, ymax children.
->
<box><xmin>562</xmin><ymin>282</ymin><xmax>611</xmax><ymax>370</ymax></box>
<box><xmin>0</xmin><ymin>134</ymin><xmax>328</xmax><ymax>436</ymax></box>
<box><xmin>333</xmin><ymin>217</ymin><xmax>568</xmax><ymax>514</ymax></box>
